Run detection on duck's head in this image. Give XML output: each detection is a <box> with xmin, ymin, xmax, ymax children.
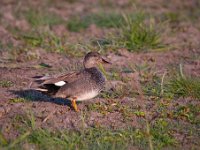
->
<box><xmin>83</xmin><ymin>52</ymin><xmax>111</xmax><ymax>68</ymax></box>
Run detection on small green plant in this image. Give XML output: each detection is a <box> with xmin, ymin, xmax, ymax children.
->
<box><xmin>9</xmin><ymin>98</ymin><xmax>26</xmax><ymax>103</ymax></box>
<box><xmin>22</xmin><ymin>34</ymin><xmax>43</xmax><ymax>47</ymax></box>
<box><xmin>118</xmin><ymin>12</ymin><xmax>164</xmax><ymax>51</ymax></box>
<box><xmin>0</xmin><ymin>80</ymin><xmax>13</xmax><ymax>87</ymax></box>
<box><xmin>162</xmin><ymin>12</ymin><xmax>181</xmax><ymax>24</ymax></box>
<box><xmin>134</xmin><ymin>110</ymin><xmax>145</xmax><ymax>117</ymax></box>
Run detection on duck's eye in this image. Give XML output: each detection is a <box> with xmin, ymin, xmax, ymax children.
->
<box><xmin>93</xmin><ymin>55</ymin><xmax>99</xmax><ymax>58</ymax></box>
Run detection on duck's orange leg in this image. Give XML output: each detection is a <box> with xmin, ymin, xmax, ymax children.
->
<box><xmin>71</xmin><ymin>97</ymin><xmax>78</xmax><ymax>112</ymax></box>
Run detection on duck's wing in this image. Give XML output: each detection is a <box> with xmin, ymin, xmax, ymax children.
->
<box><xmin>36</xmin><ymin>71</ymin><xmax>83</xmax><ymax>86</ymax></box>
<box><xmin>34</xmin><ymin>71</ymin><xmax>84</xmax><ymax>95</ymax></box>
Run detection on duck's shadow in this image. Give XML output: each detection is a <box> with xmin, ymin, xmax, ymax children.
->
<box><xmin>11</xmin><ymin>89</ymin><xmax>71</xmax><ymax>106</ymax></box>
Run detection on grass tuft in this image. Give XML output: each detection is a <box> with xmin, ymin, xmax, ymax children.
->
<box><xmin>169</xmin><ymin>76</ymin><xmax>200</xmax><ymax>99</ymax></box>
<box><xmin>118</xmin><ymin>12</ymin><xmax>164</xmax><ymax>52</ymax></box>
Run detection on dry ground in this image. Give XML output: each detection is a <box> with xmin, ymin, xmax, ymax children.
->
<box><xmin>0</xmin><ymin>0</ymin><xmax>200</xmax><ymax>149</ymax></box>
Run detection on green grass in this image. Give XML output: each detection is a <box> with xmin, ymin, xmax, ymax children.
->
<box><xmin>151</xmin><ymin>119</ymin><xmax>177</xmax><ymax>149</ymax></box>
<box><xmin>26</xmin><ymin>128</ymin><xmax>139</xmax><ymax>150</ymax></box>
<box><xmin>162</xmin><ymin>12</ymin><xmax>181</xmax><ymax>25</ymax></box>
<box><xmin>9</xmin><ymin>98</ymin><xmax>26</xmax><ymax>103</ymax></box>
<box><xmin>117</xmin><ymin>12</ymin><xmax>165</xmax><ymax>52</ymax></box>
<box><xmin>0</xmin><ymin>107</ymin><xmax>182</xmax><ymax>150</ymax></box>
<box><xmin>162</xmin><ymin>1</ymin><xmax>200</xmax><ymax>24</ymax></box>
<box><xmin>168</xmin><ymin>76</ymin><xmax>200</xmax><ymax>99</ymax></box>
<box><xmin>0</xmin><ymin>80</ymin><xmax>13</xmax><ymax>88</ymax></box>
<box><xmin>67</xmin><ymin>11</ymin><xmax>166</xmax><ymax>53</ymax></box>
<box><xmin>67</xmin><ymin>17</ymin><xmax>88</xmax><ymax>32</ymax></box>
<box><xmin>21</xmin><ymin>31</ymin><xmax>84</xmax><ymax>57</ymax></box>
<box><xmin>2</xmin><ymin>113</ymin><xmax>147</xmax><ymax>150</ymax></box>
<box><xmin>143</xmin><ymin>75</ymin><xmax>174</xmax><ymax>100</ymax></box>
<box><xmin>172</xmin><ymin>104</ymin><xmax>200</xmax><ymax>124</ymax></box>
<box><xmin>86</xmin><ymin>100</ymin><xmax>139</xmax><ymax>121</ymax></box>
<box><xmin>67</xmin><ymin>13</ymin><xmax>123</xmax><ymax>32</ymax></box>
<box><xmin>100</xmin><ymin>82</ymin><xmax>136</xmax><ymax>99</ymax></box>
<box><xmin>141</xmin><ymin>67</ymin><xmax>200</xmax><ymax>100</ymax></box>
<box><xmin>25</xmin><ymin>9</ymin><xmax>64</xmax><ymax>27</ymax></box>
<box><xmin>4</xmin><ymin>28</ymin><xmax>85</xmax><ymax>60</ymax></box>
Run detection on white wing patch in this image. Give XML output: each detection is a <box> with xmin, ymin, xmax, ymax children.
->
<box><xmin>54</xmin><ymin>81</ymin><xmax>66</xmax><ymax>86</ymax></box>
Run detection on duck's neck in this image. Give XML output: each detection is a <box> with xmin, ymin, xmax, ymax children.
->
<box><xmin>84</xmin><ymin>66</ymin><xmax>98</xmax><ymax>71</ymax></box>
<box><xmin>85</xmin><ymin>67</ymin><xmax>106</xmax><ymax>86</ymax></box>
<box><xmin>84</xmin><ymin>64</ymin><xmax>95</xmax><ymax>69</ymax></box>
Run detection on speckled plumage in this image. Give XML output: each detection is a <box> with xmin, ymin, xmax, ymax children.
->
<box><xmin>55</xmin><ymin>67</ymin><xmax>106</xmax><ymax>101</ymax></box>
<box><xmin>35</xmin><ymin>52</ymin><xmax>110</xmax><ymax>102</ymax></box>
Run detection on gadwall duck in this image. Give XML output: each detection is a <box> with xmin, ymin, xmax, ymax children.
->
<box><xmin>35</xmin><ymin>52</ymin><xmax>111</xmax><ymax>111</ymax></box>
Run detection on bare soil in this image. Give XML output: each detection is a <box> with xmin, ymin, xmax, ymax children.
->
<box><xmin>0</xmin><ymin>0</ymin><xmax>200</xmax><ymax>149</ymax></box>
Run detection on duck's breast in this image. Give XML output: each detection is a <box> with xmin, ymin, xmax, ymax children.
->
<box><xmin>76</xmin><ymin>89</ymin><xmax>99</xmax><ymax>101</ymax></box>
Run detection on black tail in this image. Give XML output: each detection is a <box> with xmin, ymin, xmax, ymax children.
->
<box><xmin>35</xmin><ymin>84</ymin><xmax>61</xmax><ymax>96</ymax></box>
<box><xmin>32</xmin><ymin>76</ymin><xmax>61</xmax><ymax>96</ymax></box>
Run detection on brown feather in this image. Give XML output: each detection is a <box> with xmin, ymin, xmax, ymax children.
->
<box><xmin>38</xmin><ymin>71</ymin><xmax>82</xmax><ymax>85</ymax></box>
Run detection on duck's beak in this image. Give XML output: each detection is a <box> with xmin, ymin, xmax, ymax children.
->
<box><xmin>101</xmin><ymin>57</ymin><xmax>111</xmax><ymax>64</ymax></box>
